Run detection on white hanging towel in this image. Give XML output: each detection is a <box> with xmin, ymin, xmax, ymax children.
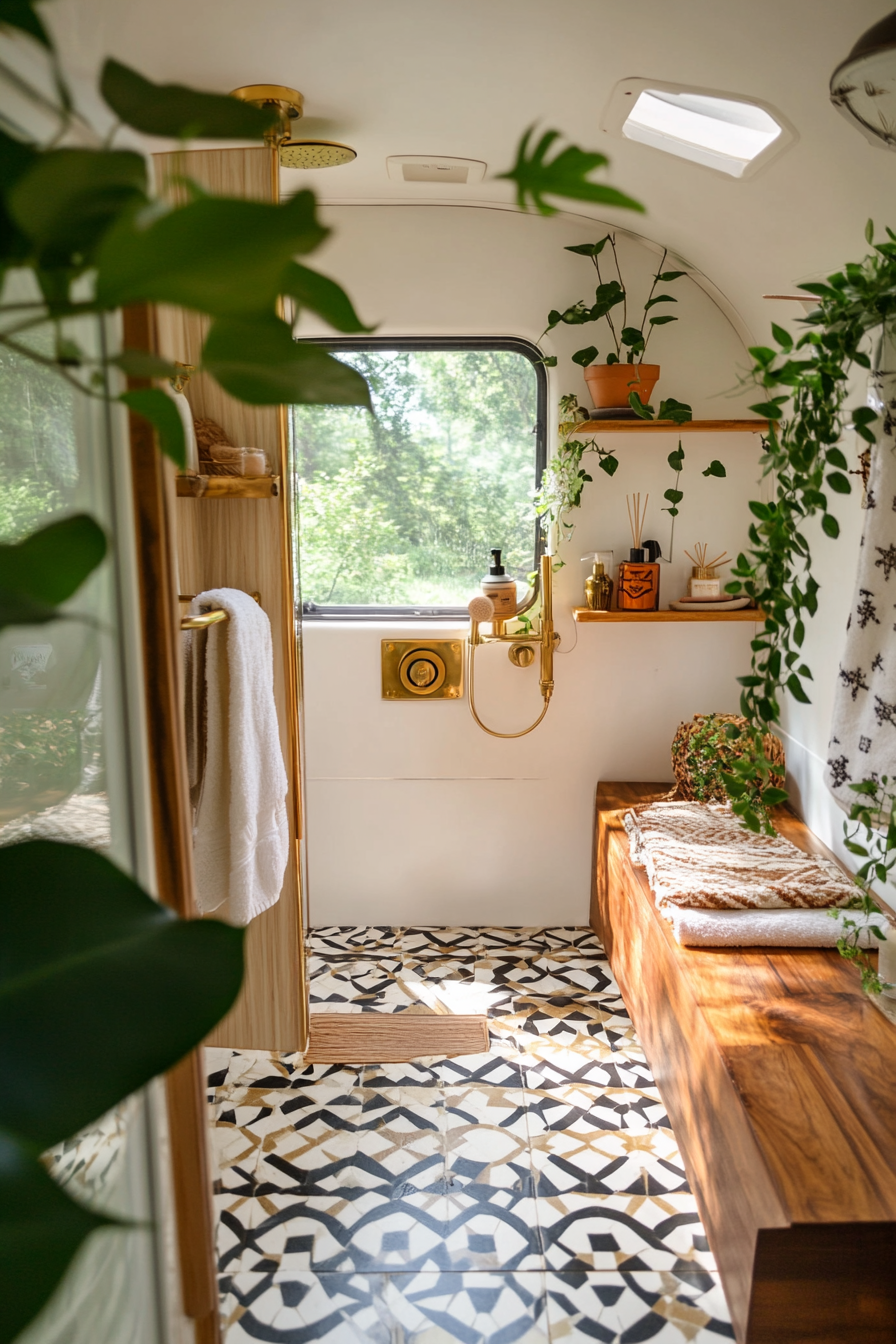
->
<box><xmin>825</xmin><ymin>338</ymin><xmax>896</xmax><ymax>809</ymax></box>
<box><xmin>190</xmin><ymin>588</ymin><xmax>289</xmax><ymax>925</ymax></box>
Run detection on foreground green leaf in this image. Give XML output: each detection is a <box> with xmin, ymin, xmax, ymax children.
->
<box><xmin>0</xmin><ymin>129</ymin><xmax>39</xmax><ymax>269</ymax></box>
<box><xmin>497</xmin><ymin>126</ymin><xmax>644</xmax><ymax>217</ymax></box>
<box><xmin>95</xmin><ymin>190</ymin><xmax>327</xmax><ymax>316</ymax></box>
<box><xmin>9</xmin><ymin>149</ymin><xmax>147</xmax><ymax>270</ymax></box>
<box><xmin>0</xmin><ymin>0</ymin><xmax>51</xmax><ymax>47</ymax></box>
<box><xmin>0</xmin><ymin>841</ymin><xmax>244</xmax><ymax>1150</ymax></box>
<box><xmin>120</xmin><ymin>388</ymin><xmax>186</xmax><ymax>468</ymax></box>
<box><xmin>100</xmin><ymin>59</ymin><xmax>278</xmax><ymax>140</ymax></box>
<box><xmin>280</xmin><ymin>260</ymin><xmax>375</xmax><ymax>333</ymax></box>
<box><xmin>0</xmin><ymin>514</ymin><xmax>106</xmax><ymax>629</ymax></box>
<box><xmin>203</xmin><ymin>317</ymin><xmax>371</xmax><ymax>407</ymax></box>
<box><xmin>0</xmin><ymin>1133</ymin><xmax>110</xmax><ymax>1344</ymax></box>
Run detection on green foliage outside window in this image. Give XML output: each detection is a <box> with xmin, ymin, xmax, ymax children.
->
<box><xmin>294</xmin><ymin>348</ymin><xmax>540</xmax><ymax>607</ymax></box>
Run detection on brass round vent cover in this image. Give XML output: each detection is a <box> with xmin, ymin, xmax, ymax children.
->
<box><xmin>398</xmin><ymin>648</ymin><xmax>446</xmax><ymax>696</ymax></box>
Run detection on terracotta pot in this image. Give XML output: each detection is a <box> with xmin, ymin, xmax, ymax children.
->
<box><xmin>584</xmin><ymin>363</ymin><xmax>660</xmax><ymax>411</ymax></box>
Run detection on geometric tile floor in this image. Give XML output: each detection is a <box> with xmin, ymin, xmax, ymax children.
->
<box><xmin>208</xmin><ymin>927</ymin><xmax>735</xmax><ymax>1342</ymax></box>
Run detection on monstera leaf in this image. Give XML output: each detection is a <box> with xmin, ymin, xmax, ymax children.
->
<box><xmin>497</xmin><ymin>127</ymin><xmax>644</xmax><ymax>217</ymax></box>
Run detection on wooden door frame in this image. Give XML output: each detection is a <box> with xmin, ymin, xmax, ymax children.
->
<box><xmin>124</xmin><ymin>304</ymin><xmax>220</xmax><ymax>1344</ymax></box>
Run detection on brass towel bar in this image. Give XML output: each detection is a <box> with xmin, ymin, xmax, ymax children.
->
<box><xmin>178</xmin><ymin>591</ymin><xmax>262</xmax><ymax>630</ymax></box>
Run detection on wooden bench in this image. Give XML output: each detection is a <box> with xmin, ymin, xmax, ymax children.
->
<box><xmin>592</xmin><ymin>782</ymin><xmax>896</xmax><ymax>1344</ymax></box>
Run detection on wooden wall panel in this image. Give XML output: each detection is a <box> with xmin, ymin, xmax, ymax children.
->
<box><xmin>153</xmin><ymin>147</ymin><xmax>306</xmax><ymax>1051</ymax></box>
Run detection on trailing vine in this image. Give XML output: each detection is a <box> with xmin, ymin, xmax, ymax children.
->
<box><xmin>535</xmin><ymin>392</ymin><xmax>619</xmax><ymax>557</ymax></box>
<box><xmin>722</xmin><ymin>221</ymin><xmax>896</xmax><ymax>833</ymax></box>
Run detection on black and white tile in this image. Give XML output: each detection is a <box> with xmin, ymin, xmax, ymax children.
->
<box><xmin>210</xmin><ymin>927</ymin><xmax>730</xmax><ymax>1342</ymax></box>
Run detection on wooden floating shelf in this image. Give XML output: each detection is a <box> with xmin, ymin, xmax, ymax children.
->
<box><xmin>176</xmin><ymin>474</ymin><xmax>280</xmax><ymax>499</ymax></box>
<box><xmin>573</xmin><ymin>607</ymin><xmax>762</xmax><ymax>623</ymax></box>
<box><xmin>577</xmin><ymin>418</ymin><xmax>769</xmax><ymax>434</ymax></box>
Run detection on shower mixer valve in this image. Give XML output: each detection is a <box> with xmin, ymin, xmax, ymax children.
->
<box><xmin>466</xmin><ymin>553</ymin><xmax>557</xmax><ymax>739</ymax></box>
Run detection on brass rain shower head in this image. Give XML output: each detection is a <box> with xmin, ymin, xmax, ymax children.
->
<box><xmin>279</xmin><ymin>139</ymin><xmax>357</xmax><ymax>168</ymax></box>
<box><xmin>230</xmin><ymin>83</ymin><xmax>356</xmax><ymax>169</ymax></box>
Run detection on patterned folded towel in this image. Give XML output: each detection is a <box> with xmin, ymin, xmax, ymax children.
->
<box><xmin>624</xmin><ymin>801</ymin><xmax>856</xmax><ymax>911</ymax></box>
<box><xmin>664</xmin><ymin>905</ymin><xmax>886</xmax><ymax>947</ymax></box>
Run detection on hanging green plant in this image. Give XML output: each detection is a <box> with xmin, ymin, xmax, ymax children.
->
<box><xmin>534</xmin><ymin>393</ymin><xmax>619</xmax><ymax>557</ymax></box>
<box><xmin>718</xmin><ymin>221</ymin><xmax>896</xmax><ymax>988</ymax></box>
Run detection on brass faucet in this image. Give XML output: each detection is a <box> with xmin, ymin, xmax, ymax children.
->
<box><xmin>467</xmin><ymin>553</ymin><xmax>556</xmax><ymax>738</ymax></box>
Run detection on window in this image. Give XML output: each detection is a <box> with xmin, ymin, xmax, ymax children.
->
<box><xmin>601</xmin><ymin>79</ymin><xmax>795</xmax><ymax>179</ymax></box>
<box><xmin>290</xmin><ymin>339</ymin><xmax>546</xmax><ymax>618</ymax></box>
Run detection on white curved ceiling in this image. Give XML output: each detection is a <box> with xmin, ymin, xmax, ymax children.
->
<box><xmin>50</xmin><ymin>0</ymin><xmax>896</xmax><ymax>334</ymax></box>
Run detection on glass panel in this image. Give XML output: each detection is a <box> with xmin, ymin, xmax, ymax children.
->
<box><xmin>290</xmin><ymin>346</ymin><xmax>541</xmax><ymax>611</ymax></box>
<box><xmin>0</xmin><ymin>285</ymin><xmax>164</xmax><ymax>1344</ymax></box>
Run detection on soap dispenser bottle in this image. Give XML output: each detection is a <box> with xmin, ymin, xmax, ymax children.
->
<box><xmin>585</xmin><ymin>559</ymin><xmax>612</xmax><ymax>611</ymax></box>
<box><xmin>481</xmin><ymin>548</ymin><xmax>517</xmax><ymax>622</ymax></box>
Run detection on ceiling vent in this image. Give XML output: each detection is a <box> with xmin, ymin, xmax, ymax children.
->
<box><xmin>386</xmin><ymin>155</ymin><xmax>487</xmax><ymax>184</ymax></box>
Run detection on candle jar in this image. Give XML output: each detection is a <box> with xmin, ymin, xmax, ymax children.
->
<box><xmin>240</xmin><ymin>448</ymin><xmax>268</xmax><ymax>477</ymax></box>
<box><xmin>617</xmin><ymin>548</ymin><xmax>660</xmax><ymax>611</ymax></box>
<box><xmin>689</xmin><ymin>566</ymin><xmax>721</xmax><ymax>599</ymax></box>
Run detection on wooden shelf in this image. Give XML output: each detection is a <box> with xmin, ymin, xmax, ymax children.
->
<box><xmin>175</xmin><ymin>474</ymin><xmax>280</xmax><ymax>498</ymax></box>
<box><xmin>576</xmin><ymin>418</ymin><xmax>769</xmax><ymax>434</ymax></box>
<box><xmin>573</xmin><ymin>607</ymin><xmax>762</xmax><ymax>623</ymax></box>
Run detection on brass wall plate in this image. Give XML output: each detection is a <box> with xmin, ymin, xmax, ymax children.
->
<box><xmin>382</xmin><ymin>639</ymin><xmax>464</xmax><ymax>701</ymax></box>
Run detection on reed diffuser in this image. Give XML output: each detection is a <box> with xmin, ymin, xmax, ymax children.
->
<box><xmin>684</xmin><ymin>542</ymin><xmax>730</xmax><ymax>599</ymax></box>
<box><xmin>617</xmin><ymin>493</ymin><xmax>660</xmax><ymax>611</ymax></box>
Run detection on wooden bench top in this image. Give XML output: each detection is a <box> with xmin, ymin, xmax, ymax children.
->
<box><xmin>592</xmin><ymin>782</ymin><xmax>896</xmax><ymax>1344</ymax></box>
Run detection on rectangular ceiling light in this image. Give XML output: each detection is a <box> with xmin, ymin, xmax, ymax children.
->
<box><xmin>603</xmin><ymin>80</ymin><xmax>794</xmax><ymax>179</ymax></box>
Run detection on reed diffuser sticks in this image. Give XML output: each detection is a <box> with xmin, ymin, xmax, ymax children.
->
<box><xmin>618</xmin><ymin>492</ymin><xmax>659</xmax><ymax>611</ymax></box>
<box><xmin>626</xmin><ymin>492</ymin><xmax>649</xmax><ymax>551</ymax></box>
<box><xmin>684</xmin><ymin>541</ymin><xmax>730</xmax><ymax>573</ymax></box>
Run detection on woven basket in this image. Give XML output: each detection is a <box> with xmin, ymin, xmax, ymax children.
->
<box><xmin>671</xmin><ymin>713</ymin><xmax>785</xmax><ymax>803</ymax></box>
<box><xmin>193</xmin><ymin>415</ymin><xmax>241</xmax><ymax>477</ymax></box>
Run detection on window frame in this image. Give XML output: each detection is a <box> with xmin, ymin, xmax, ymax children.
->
<box><xmin>291</xmin><ymin>336</ymin><xmax>548</xmax><ymax>621</ymax></box>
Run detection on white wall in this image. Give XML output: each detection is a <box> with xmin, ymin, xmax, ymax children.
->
<box><xmin>299</xmin><ymin>204</ymin><xmax>767</xmax><ymax>924</ymax></box>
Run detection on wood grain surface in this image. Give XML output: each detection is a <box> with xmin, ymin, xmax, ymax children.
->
<box><xmin>593</xmin><ymin>782</ymin><xmax>896</xmax><ymax>1344</ymax></box>
<box><xmin>153</xmin><ymin>147</ymin><xmax>307</xmax><ymax>1053</ymax></box>
<box><xmin>306</xmin><ymin>1013</ymin><xmax>489</xmax><ymax>1062</ymax></box>
<box><xmin>577</xmin><ymin>418</ymin><xmax>769</xmax><ymax>434</ymax></box>
<box><xmin>573</xmin><ymin>607</ymin><xmax>762</xmax><ymax>622</ymax></box>
<box><xmin>124</xmin><ymin>305</ymin><xmax>219</xmax><ymax>1339</ymax></box>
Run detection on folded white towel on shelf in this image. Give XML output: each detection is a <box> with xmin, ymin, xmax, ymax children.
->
<box><xmin>189</xmin><ymin>588</ymin><xmax>289</xmax><ymax>926</ymax></box>
<box><xmin>664</xmin><ymin>905</ymin><xmax>888</xmax><ymax>948</ymax></box>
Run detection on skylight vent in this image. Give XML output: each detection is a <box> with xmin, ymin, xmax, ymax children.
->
<box><xmin>602</xmin><ymin>79</ymin><xmax>796</xmax><ymax>179</ymax></box>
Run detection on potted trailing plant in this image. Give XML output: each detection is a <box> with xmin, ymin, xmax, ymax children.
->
<box><xmin>541</xmin><ymin>233</ymin><xmax>685</xmax><ymax>411</ymax></box>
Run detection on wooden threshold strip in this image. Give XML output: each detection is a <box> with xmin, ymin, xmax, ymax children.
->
<box><xmin>306</xmin><ymin>1013</ymin><xmax>489</xmax><ymax>1062</ymax></box>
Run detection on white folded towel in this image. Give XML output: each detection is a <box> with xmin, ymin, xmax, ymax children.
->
<box><xmin>190</xmin><ymin>588</ymin><xmax>289</xmax><ymax>926</ymax></box>
<box><xmin>665</xmin><ymin>905</ymin><xmax>888</xmax><ymax>948</ymax></box>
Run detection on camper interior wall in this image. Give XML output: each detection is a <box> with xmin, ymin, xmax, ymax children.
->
<box><xmin>295</xmin><ymin>204</ymin><xmax>862</xmax><ymax>925</ymax></box>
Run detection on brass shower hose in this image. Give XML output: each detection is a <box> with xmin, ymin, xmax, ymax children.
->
<box><xmin>467</xmin><ymin>643</ymin><xmax>552</xmax><ymax>738</ymax></box>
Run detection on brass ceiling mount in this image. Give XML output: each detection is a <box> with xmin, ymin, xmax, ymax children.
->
<box><xmin>230</xmin><ymin>82</ymin><xmax>356</xmax><ymax>167</ymax></box>
<box><xmin>230</xmin><ymin>84</ymin><xmax>304</xmax><ymax>145</ymax></box>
